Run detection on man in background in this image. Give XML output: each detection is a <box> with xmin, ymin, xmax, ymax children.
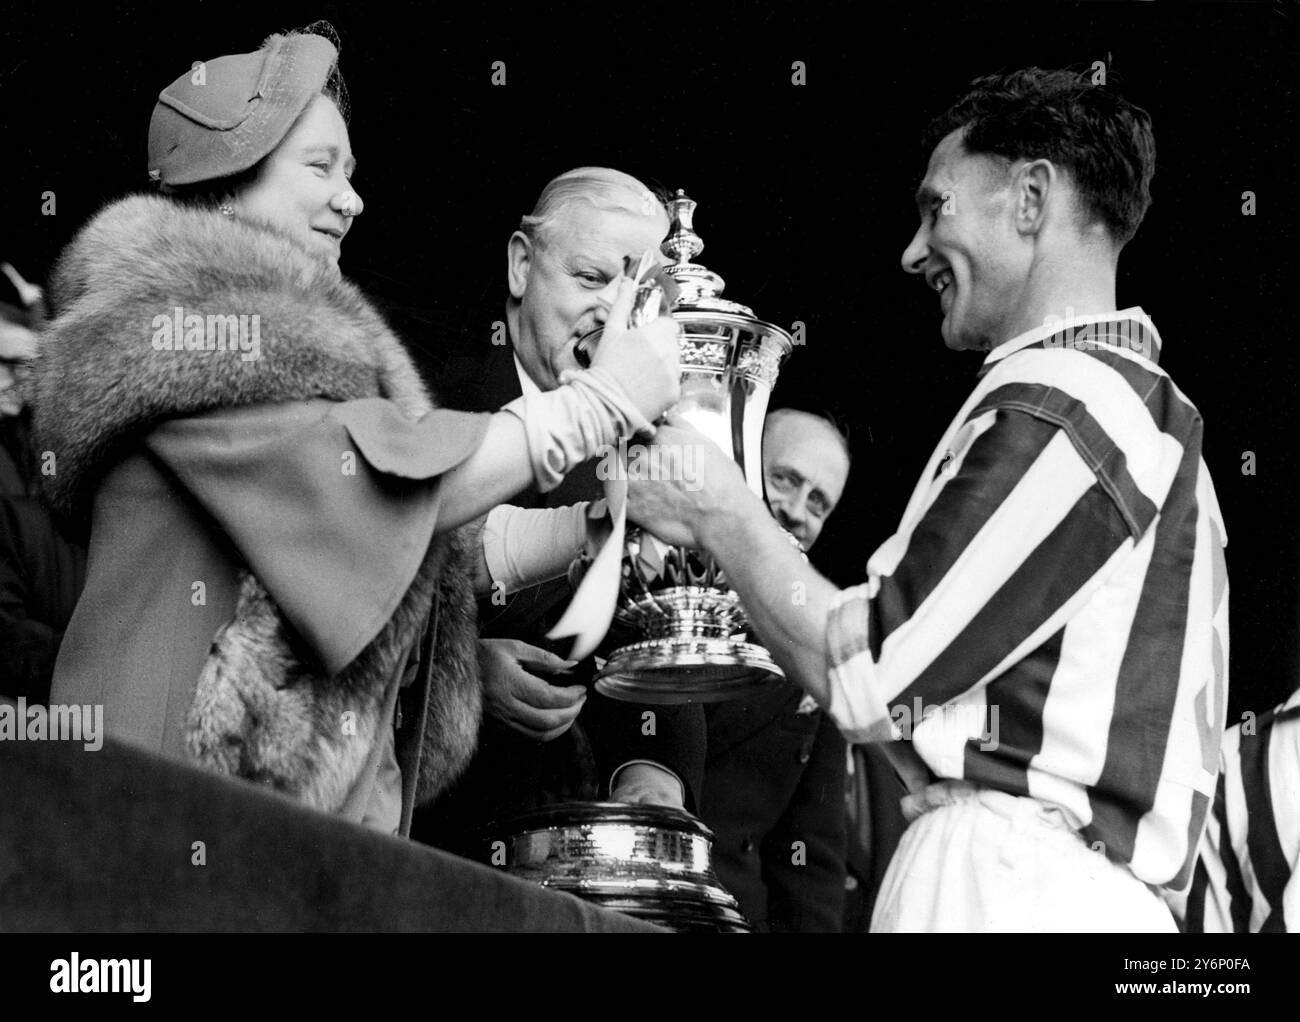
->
<box><xmin>1</xmin><ymin>263</ymin><xmax>86</xmax><ymax>704</ymax></box>
<box><xmin>700</xmin><ymin>407</ymin><xmax>851</xmax><ymax>931</ymax></box>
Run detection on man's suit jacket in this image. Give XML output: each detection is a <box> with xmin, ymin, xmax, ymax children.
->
<box><xmin>412</xmin><ymin>344</ymin><xmax>707</xmax><ymax>857</ymax></box>
<box><xmin>841</xmin><ymin>741</ymin><xmax>909</xmax><ymax>932</ymax></box>
<box><xmin>0</xmin><ymin>493</ymin><xmax>86</xmax><ymax>702</ymax></box>
<box><xmin>701</xmin><ymin>680</ymin><xmax>847</xmax><ymax>932</ymax></box>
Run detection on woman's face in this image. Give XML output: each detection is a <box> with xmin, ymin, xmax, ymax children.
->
<box><xmin>233</xmin><ymin>93</ymin><xmax>362</xmax><ymax>265</ymax></box>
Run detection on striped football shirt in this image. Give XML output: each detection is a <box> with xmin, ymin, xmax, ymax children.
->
<box><xmin>1181</xmin><ymin>689</ymin><xmax>1299</xmax><ymax>931</ymax></box>
<box><xmin>825</xmin><ymin>308</ymin><xmax>1229</xmax><ymax>890</ymax></box>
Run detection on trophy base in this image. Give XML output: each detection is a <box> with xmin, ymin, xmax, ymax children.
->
<box><xmin>490</xmin><ymin>801</ymin><xmax>752</xmax><ymax>932</ymax></box>
<box><xmin>593</xmin><ymin>637</ymin><xmax>785</xmax><ymax>704</ymax></box>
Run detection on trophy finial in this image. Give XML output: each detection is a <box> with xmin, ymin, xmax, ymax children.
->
<box><xmin>662</xmin><ymin>190</ymin><xmax>749</xmax><ymax>312</ymax></box>
<box><xmin>663</xmin><ymin>189</ymin><xmax>704</xmax><ymax>264</ymax></box>
<box><xmin>589</xmin><ymin>186</ymin><xmax>797</xmax><ymax>706</ymax></box>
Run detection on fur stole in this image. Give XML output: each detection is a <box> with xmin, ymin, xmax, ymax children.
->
<box><xmin>33</xmin><ymin>194</ymin><xmax>481</xmax><ymax>811</ymax></box>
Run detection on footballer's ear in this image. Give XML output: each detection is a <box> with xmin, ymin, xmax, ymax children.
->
<box><xmin>1015</xmin><ymin>158</ymin><xmax>1056</xmax><ymax>237</ymax></box>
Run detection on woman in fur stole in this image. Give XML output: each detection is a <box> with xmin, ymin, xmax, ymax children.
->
<box><xmin>31</xmin><ymin>25</ymin><xmax>680</xmax><ymax>835</ymax></box>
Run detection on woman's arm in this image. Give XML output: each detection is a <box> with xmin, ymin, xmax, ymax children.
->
<box><xmin>433</xmin><ymin>276</ymin><xmax>679</xmax><ymax>531</ymax></box>
<box><xmin>472</xmin><ymin>502</ymin><xmax>597</xmax><ymax>598</ymax></box>
<box><xmin>433</xmin><ymin>411</ymin><xmax>535</xmax><ymax>531</ymax></box>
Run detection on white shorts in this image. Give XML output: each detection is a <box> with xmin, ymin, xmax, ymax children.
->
<box><xmin>870</xmin><ymin>781</ymin><xmax>1178</xmax><ymax>933</ymax></box>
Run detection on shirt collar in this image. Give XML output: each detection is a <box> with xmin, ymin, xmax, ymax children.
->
<box><xmin>514</xmin><ymin>354</ymin><xmax>542</xmax><ymax>398</ymax></box>
<box><xmin>978</xmin><ymin>306</ymin><xmax>1162</xmax><ymax>379</ymax></box>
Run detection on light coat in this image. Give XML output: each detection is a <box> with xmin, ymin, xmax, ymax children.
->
<box><xmin>34</xmin><ymin>195</ymin><xmax>488</xmax><ymax>830</ymax></box>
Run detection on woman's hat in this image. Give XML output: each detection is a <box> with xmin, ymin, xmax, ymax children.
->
<box><xmin>147</xmin><ymin>31</ymin><xmax>338</xmax><ymax>188</ymax></box>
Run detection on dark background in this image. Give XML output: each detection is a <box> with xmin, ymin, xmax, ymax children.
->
<box><xmin>3</xmin><ymin>0</ymin><xmax>1297</xmax><ymax>719</ymax></box>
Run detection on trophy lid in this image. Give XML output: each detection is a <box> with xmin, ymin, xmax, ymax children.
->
<box><xmin>662</xmin><ymin>190</ymin><xmax>755</xmax><ymax>317</ymax></box>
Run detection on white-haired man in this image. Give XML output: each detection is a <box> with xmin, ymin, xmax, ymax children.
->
<box><xmin>415</xmin><ymin>168</ymin><xmax>705</xmax><ymax>853</ymax></box>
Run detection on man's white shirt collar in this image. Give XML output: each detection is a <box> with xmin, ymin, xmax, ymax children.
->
<box><xmin>514</xmin><ymin>354</ymin><xmax>543</xmax><ymax>398</ymax></box>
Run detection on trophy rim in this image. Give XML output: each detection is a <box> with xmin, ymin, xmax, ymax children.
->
<box><xmin>487</xmin><ymin>800</ymin><xmax>716</xmax><ymax>836</ymax></box>
<box><xmin>594</xmin><ymin>638</ymin><xmax>786</xmax><ymax>704</ymax></box>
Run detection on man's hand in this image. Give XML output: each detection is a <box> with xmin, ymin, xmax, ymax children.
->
<box><xmin>478</xmin><ymin>638</ymin><xmax>586</xmax><ymax>741</ymax></box>
<box><xmin>625</xmin><ymin>412</ymin><xmax>753</xmax><ymax>548</ymax></box>
<box><xmin>610</xmin><ymin>762</ymin><xmax>686</xmax><ymax>809</ymax></box>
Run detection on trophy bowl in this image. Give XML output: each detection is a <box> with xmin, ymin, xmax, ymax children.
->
<box><xmin>488</xmin><ymin>801</ymin><xmax>751</xmax><ymax>933</ymax></box>
<box><xmin>587</xmin><ymin>190</ymin><xmax>796</xmax><ymax>704</ymax></box>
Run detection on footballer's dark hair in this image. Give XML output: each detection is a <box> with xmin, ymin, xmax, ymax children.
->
<box><xmin>923</xmin><ymin>67</ymin><xmax>1156</xmax><ymax>246</ymax></box>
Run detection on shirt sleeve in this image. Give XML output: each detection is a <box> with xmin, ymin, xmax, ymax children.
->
<box><xmin>482</xmin><ymin>501</ymin><xmax>594</xmax><ymax>595</ymax></box>
<box><xmin>607</xmin><ymin>759</ymin><xmax>686</xmax><ymax>806</ymax></box>
<box><xmin>584</xmin><ymin>697</ymin><xmax>707</xmax><ymax>811</ymax></box>
<box><xmin>824</xmin><ymin>407</ymin><xmax>1136</xmax><ymax>743</ymax></box>
<box><xmin>144</xmin><ymin>398</ymin><xmax>490</xmax><ymax>676</ymax></box>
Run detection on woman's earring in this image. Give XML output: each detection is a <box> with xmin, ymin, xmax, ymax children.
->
<box><xmin>218</xmin><ymin>202</ymin><xmax>235</xmax><ymax>218</ymax></box>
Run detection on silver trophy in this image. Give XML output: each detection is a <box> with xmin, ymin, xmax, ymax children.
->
<box><xmin>576</xmin><ymin>190</ymin><xmax>795</xmax><ymax>704</ymax></box>
<box><xmin>490</xmin><ymin>801</ymin><xmax>750</xmax><ymax>932</ymax></box>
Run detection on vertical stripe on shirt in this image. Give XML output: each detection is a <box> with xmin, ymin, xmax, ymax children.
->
<box><xmin>1240</xmin><ymin>708</ymin><xmax>1292</xmax><ymax>931</ymax></box>
<box><xmin>870</xmin><ymin>411</ymin><xmax>1060</xmax><ymax>654</ymax></box>
<box><xmin>1086</xmin><ymin>429</ymin><xmax>1203</xmax><ymax>865</ymax></box>
<box><xmin>964</xmin><ymin>625</ymin><xmax>1064</xmax><ymax>797</ymax></box>
<box><xmin>901</xmin><ymin>479</ymin><xmax>1130</xmax><ymax>712</ymax></box>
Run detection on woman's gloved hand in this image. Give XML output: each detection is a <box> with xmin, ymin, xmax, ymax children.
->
<box><xmin>587</xmin><ymin>275</ymin><xmax>681</xmax><ymax>425</ymax></box>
